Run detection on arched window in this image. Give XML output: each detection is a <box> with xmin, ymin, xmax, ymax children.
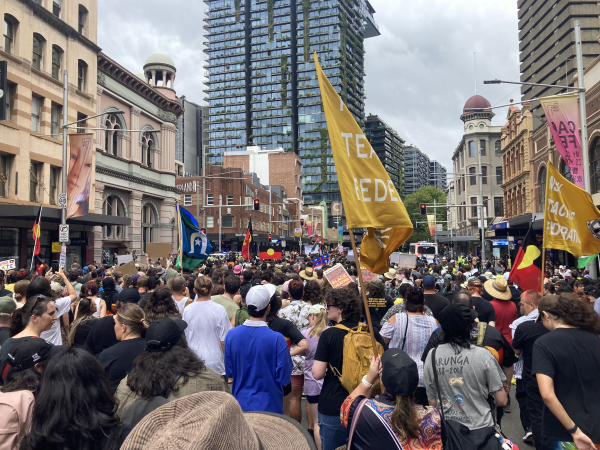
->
<box><xmin>103</xmin><ymin>194</ymin><xmax>128</xmax><ymax>240</ymax></box>
<box><xmin>142</xmin><ymin>131</ymin><xmax>154</xmax><ymax>168</ymax></box>
<box><xmin>560</xmin><ymin>160</ymin><xmax>572</xmax><ymax>183</ymax></box>
<box><xmin>141</xmin><ymin>202</ymin><xmax>158</xmax><ymax>252</ymax></box>
<box><xmin>77</xmin><ymin>59</ymin><xmax>87</xmax><ymax>91</ymax></box>
<box><xmin>104</xmin><ymin>114</ymin><xmax>122</xmax><ymax>156</ymax></box>
<box><xmin>32</xmin><ymin>34</ymin><xmax>44</xmax><ymax>70</ymax></box>
<box><xmin>539</xmin><ymin>166</ymin><xmax>547</xmax><ymax>213</ymax></box>
<box><xmin>590</xmin><ymin>138</ymin><xmax>600</xmax><ymax>194</ymax></box>
<box><xmin>51</xmin><ymin>45</ymin><xmax>63</xmax><ymax>80</ymax></box>
<box><xmin>3</xmin><ymin>15</ymin><xmax>18</xmax><ymax>55</ymax></box>
<box><xmin>78</xmin><ymin>5</ymin><xmax>88</xmax><ymax>35</ymax></box>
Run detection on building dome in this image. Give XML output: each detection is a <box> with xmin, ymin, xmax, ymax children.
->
<box><xmin>463</xmin><ymin>95</ymin><xmax>491</xmax><ymax>114</ymax></box>
<box><xmin>144</xmin><ymin>52</ymin><xmax>175</xmax><ymax>69</ymax></box>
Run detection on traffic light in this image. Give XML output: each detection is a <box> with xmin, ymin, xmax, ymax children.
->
<box><xmin>420</xmin><ymin>204</ymin><xmax>427</xmax><ymax>215</ymax></box>
<box><xmin>268</xmin><ymin>233</ymin><xmax>272</xmax><ymax>240</ymax></box>
<box><xmin>221</xmin><ymin>234</ymin><xmax>226</xmax><ymax>241</ymax></box>
<box><xmin>300</xmin><ymin>218</ymin><xmax>304</xmax><ymax>227</ymax></box>
<box><xmin>253</xmin><ymin>199</ymin><xmax>260</xmax><ymax>211</ymax></box>
<box><xmin>200</xmin><ymin>228</ymin><xmax>207</xmax><ymax>234</ymax></box>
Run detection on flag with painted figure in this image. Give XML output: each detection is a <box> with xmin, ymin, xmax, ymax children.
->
<box><xmin>314</xmin><ymin>52</ymin><xmax>413</xmax><ymax>274</ymax></box>
<box><xmin>177</xmin><ymin>206</ymin><xmax>213</xmax><ymax>270</ymax></box>
<box><xmin>543</xmin><ymin>162</ymin><xmax>600</xmax><ymax>257</ymax></box>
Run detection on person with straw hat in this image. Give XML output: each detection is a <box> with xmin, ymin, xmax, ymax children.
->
<box><xmin>484</xmin><ymin>277</ymin><xmax>517</xmax><ymax>345</ymax></box>
<box><xmin>299</xmin><ymin>267</ymin><xmax>318</xmax><ymax>282</ymax></box>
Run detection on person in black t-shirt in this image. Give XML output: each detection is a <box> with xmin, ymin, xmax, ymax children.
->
<box><xmin>422</xmin><ymin>275</ymin><xmax>449</xmax><ymax>322</ymax></box>
<box><xmin>533</xmin><ymin>294</ymin><xmax>600</xmax><ymax>450</ymax></box>
<box><xmin>363</xmin><ymin>278</ymin><xmax>394</xmax><ymax>333</ymax></box>
<box><xmin>313</xmin><ymin>288</ymin><xmax>387</xmax><ymax>450</ymax></box>
<box><xmin>467</xmin><ymin>278</ymin><xmax>496</xmax><ymax>326</ymax></box>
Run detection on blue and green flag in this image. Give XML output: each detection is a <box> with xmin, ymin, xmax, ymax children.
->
<box><xmin>176</xmin><ymin>206</ymin><xmax>213</xmax><ymax>271</ymax></box>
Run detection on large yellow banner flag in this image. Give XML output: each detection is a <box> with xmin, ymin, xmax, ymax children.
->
<box><xmin>543</xmin><ymin>162</ymin><xmax>600</xmax><ymax>257</ymax></box>
<box><xmin>315</xmin><ymin>54</ymin><xmax>413</xmax><ymax>274</ymax></box>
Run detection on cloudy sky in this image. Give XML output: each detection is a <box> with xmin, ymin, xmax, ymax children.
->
<box><xmin>98</xmin><ymin>0</ymin><xmax>521</xmax><ymax>174</ymax></box>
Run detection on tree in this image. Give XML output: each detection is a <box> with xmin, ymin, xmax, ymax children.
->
<box><xmin>404</xmin><ymin>186</ymin><xmax>447</xmax><ymax>244</ymax></box>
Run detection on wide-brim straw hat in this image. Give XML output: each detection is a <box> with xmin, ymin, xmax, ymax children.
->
<box><xmin>299</xmin><ymin>267</ymin><xmax>318</xmax><ymax>281</ymax></box>
<box><xmin>484</xmin><ymin>277</ymin><xmax>512</xmax><ymax>300</ymax></box>
<box><xmin>383</xmin><ymin>268</ymin><xmax>397</xmax><ymax>280</ymax></box>
<box><xmin>121</xmin><ymin>391</ymin><xmax>316</xmax><ymax>450</ymax></box>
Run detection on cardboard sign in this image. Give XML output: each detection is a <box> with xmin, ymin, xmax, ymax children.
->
<box><xmin>324</xmin><ymin>264</ymin><xmax>353</xmax><ymax>289</ymax></box>
<box><xmin>361</xmin><ymin>269</ymin><xmax>378</xmax><ymax>284</ymax></box>
<box><xmin>117</xmin><ymin>254</ymin><xmax>133</xmax><ymax>265</ymax></box>
<box><xmin>0</xmin><ymin>259</ymin><xmax>16</xmax><ymax>271</ymax></box>
<box><xmin>391</xmin><ymin>253</ymin><xmax>417</xmax><ymax>269</ymax></box>
<box><xmin>117</xmin><ymin>260</ymin><xmax>138</xmax><ymax>276</ymax></box>
<box><xmin>146</xmin><ymin>243</ymin><xmax>173</xmax><ymax>261</ymax></box>
<box><xmin>347</xmin><ymin>250</ymin><xmax>355</xmax><ymax>262</ymax></box>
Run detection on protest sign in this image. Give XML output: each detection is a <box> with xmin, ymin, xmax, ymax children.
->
<box><xmin>360</xmin><ymin>269</ymin><xmax>378</xmax><ymax>283</ymax></box>
<box><xmin>117</xmin><ymin>254</ymin><xmax>133</xmax><ymax>265</ymax></box>
<box><xmin>117</xmin><ymin>260</ymin><xmax>138</xmax><ymax>276</ymax></box>
<box><xmin>0</xmin><ymin>259</ymin><xmax>16</xmax><ymax>271</ymax></box>
<box><xmin>324</xmin><ymin>264</ymin><xmax>353</xmax><ymax>288</ymax></box>
<box><xmin>347</xmin><ymin>250</ymin><xmax>355</xmax><ymax>262</ymax></box>
<box><xmin>391</xmin><ymin>253</ymin><xmax>417</xmax><ymax>269</ymax></box>
<box><xmin>146</xmin><ymin>243</ymin><xmax>173</xmax><ymax>261</ymax></box>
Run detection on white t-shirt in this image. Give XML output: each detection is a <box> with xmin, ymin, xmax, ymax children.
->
<box><xmin>182</xmin><ymin>300</ymin><xmax>231</xmax><ymax>375</ymax></box>
<box><xmin>41</xmin><ymin>296</ymin><xmax>72</xmax><ymax>346</ymax></box>
<box><xmin>93</xmin><ymin>298</ymin><xmax>101</xmax><ymax>317</ymax></box>
<box><xmin>172</xmin><ymin>296</ymin><xmax>189</xmax><ymax>315</ymax></box>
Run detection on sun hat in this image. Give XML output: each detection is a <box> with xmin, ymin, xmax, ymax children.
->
<box><xmin>308</xmin><ymin>304</ymin><xmax>326</xmax><ymax>315</ymax></box>
<box><xmin>233</xmin><ymin>265</ymin><xmax>242</xmax><ymax>275</ymax></box>
<box><xmin>299</xmin><ymin>267</ymin><xmax>318</xmax><ymax>281</ymax></box>
<box><xmin>50</xmin><ymin>281</ymin><xmax>63</xmax><ymax>297</ymax></box>
<box><xmin>120</xmin><ymin>391</ymin><xmax>316</xmax><ymax>450</ymax></box>
<box><xmin>145</xmin><ymin>317</ymin><xmax>188</xmax><ymax>353</ymax></box>
<box><xmin>383</xmin><ymin>268</ymin><xmax>397</xmax><ymax>280</ymax></box>
<box><xmin>483</xmin><ymin>277</ymin><xmax>513</xmax><ymax>300</ymax></box>
<box><xmin>381</xmin><ymin>349</ymin><xmax>419</xmax><ymax>397</ymax></box>
<box><xmin>0</xmin><ymin>296</ymin><xmax>16</xmax><ymax>315</ymax></box>
<box><xmin>246</xmin><ymin>284</ymin><xmax>276</xmax><ymax>311</ymax></box>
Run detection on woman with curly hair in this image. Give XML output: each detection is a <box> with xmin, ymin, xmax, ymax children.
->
<box><xmin>312</xmin><ymin>287</ymin><xmax>387</xmax><ymax>450</ymax></box>
<box><xmin>533</xmin><ymin>293</ymin><xmax>600</xmax><ymax>450</ymax></box>
<box><xmin>303</xmin><ymin>280</ymin><xmax>324</xmax><ymax>306</ymax></box>
<box><xmin>143</xmin><ymin>285</ymin><xmax>180</xmax><ymax>321</ymax></box>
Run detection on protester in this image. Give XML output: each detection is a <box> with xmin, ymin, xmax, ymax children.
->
<box><xmin>139</xmin><ymin>276</ymin><xmax>159</xmax><ymax>310</ymax></box>
<box><xmin>485</xmin><ymin>277</ymin><xmax>517</xmax><ymax>344</ymax></box>
<box><xmin>422</xmin><ymin>275</ymin><xmax>449</xmax><ymax>321</ymax></box>
<box><xmin>143</xmin><ymin>285</ymin><xmax>181</xmax><ymax>321</ymax></box>
<box><xmin>379</xmin><ymin>286</ymin><xmax>437</xmax><ymax>406</ymax></box>
<box><xmin>83</xmin><ymin>281</ymin><xmax>105</xmax><ymax>318</ymax></box>
<box><xmin>13</xmin><ymin>280</ymin><xmax>30</xmax><ymax>308</ymax></box>
<box><xmin>0</xmin><ymin>295</ymin><xmax>16</xmax><ymax>346</ymax></box>
<box><xmin>168</xmin><ymin>276</ymin><xmax>189</xmax><ymax>315</ymax></box>
<box><xmin>341</xmin><ymin>350</ymin><xmax>442</xmax><ymax>449</ymax></box>
<box><xmin>225</xmin><ymin>284</ymin><xmax>293</xmax><ymax>414</ymax></box>
<box><xmin>363</xmin><ymin>278</ymin><xmax>394</xmax><ymax>333</ymax></box>
<box><xmin>211</xmin><ymin>275</ymin><xmax>241</xmax><ymax>320</ymax></box>
<box><xmin>466</xmin><ymin>277</ymin><xmax>496</xmax><ymax>326</ymax></box>
<box><xmin>68</xmin><ymin>297</ymin><xmax>97</xmax><ymax>347</ymax></box>
<box><xmin>100</xmin><ymin>277</ymin><xmax>120</xmax><ymax>312</ymax></box>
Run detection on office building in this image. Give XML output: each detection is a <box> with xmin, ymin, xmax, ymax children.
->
<box><xmin>364</xmin><ymin>114</ymin><xmax>405</xmax><ymax>195</ymax></box>
<box><xmin>404</xmin><ymin>146</ymin><xmax>430</xmax><ymax>195</ymax></box>
<box><xmin>429</xmin><ymin>160</ymin><xmax>447</xmax><ymax>191</ymax></box>
<box><xmin>203</xmin><ymin>0</ymin><xmax>379</xmax><ymax>213</ymax></box>
<box><xmin>175</xmin><ymin>97</ymin><xmax>203</xmax><ymax>176</ymax></box>
<box><xmin>518</xmin><ymin>0</ymin><xmax>600</xmax><ymax>128</ymax></box>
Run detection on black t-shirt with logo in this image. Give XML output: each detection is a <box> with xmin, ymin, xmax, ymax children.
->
<box><xmin>363</xmin><ymin>294</ymin><xmax>394</xmax><ymax>331</ymax></box>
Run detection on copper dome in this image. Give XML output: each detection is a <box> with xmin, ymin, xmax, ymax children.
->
<box><xmin>463</xmin><ymin>95</ymin><xmax>492</xmax><ymax>113</ymax></box>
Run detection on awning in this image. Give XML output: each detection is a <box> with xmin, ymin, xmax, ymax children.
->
<box><xmin>0</xmin><ymin>204</ymin><xmax>131</xmax><ymax>226</ymax></box>
<box><xmin>508</xmin><ymin>213</ymin><xmax>543</xmax><ymax>230</ymax></box>
<box><xmin>436</xmin><ymin>236</ymin><xmax>479</xmax><ymax>243</ymax></box>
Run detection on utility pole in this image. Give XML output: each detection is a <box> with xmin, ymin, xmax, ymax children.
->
<box><xmin>61</xmin><ymin>70</ymin><xmax>68</xmax><ymax>227</ymax></box>
<box><xmin>202</xmin><ymin>145</ymin><xmax>206</xmax><ymax>228</ymax></box>
<box><xmin>477</xmin><ymin>142</ymin><xmax>485</xmax><ymax>261</ymax></box>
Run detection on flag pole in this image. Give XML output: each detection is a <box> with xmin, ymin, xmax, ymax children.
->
<box><xmin>349</xmin><ymin>229</ymin><xmax>379</xmax><ymax>357</ymax></box>
<box><xmin>540</xmin><ymin>244</ymin><xmax>546</xmax><ymax>294</ymax></box>
<box><xmin>175</xmin><ymin>200</ymin><xmax>183</xmax><ymax>273</ymax></box>
<box><xmin>30</xmin><ymin>204</ymin><xmax>43</xmax><ymax>271</ymax></box>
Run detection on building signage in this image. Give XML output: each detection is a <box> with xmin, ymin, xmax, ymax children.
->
<box><xmin>492</xmin><ymin>239</ymin><xmax>509</xmax><ymax>247</ymax></box>
<box><xmin>58</xmin><ymin>193</ymin><xmax>67</xmax><ymax>209</ymax></box>
<box><xmin>176</xmin><ymin>180</ymin><xmax>198</xmax><ymax>193</ymax></box>
<box><xmin>492</xmin><ymin>222</ymin><xmax>508</xmax><ymax>230</ymax></box>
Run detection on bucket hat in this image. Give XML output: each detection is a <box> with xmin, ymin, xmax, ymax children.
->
<box><xmin>483</xmin><ymin>277</ymin><xmax>512</xmax><ymax>300</ymax></box>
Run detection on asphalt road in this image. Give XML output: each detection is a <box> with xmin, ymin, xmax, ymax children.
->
<box><xmin>299</xmin><ymin>386</ymin><xmax>535</xmax><ymax>448</ymax></box>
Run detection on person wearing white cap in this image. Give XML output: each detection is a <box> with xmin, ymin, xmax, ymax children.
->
<box><xmin>225</xmin><ymin>284</ymin><xmax>293</xmax><ymax>414</ymax></box>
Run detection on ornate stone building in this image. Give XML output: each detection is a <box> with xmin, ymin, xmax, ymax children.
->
<box><xmin>94</xmin><ymin>52</ymin><xmax>183</xmax><ymax>262</ymax></box>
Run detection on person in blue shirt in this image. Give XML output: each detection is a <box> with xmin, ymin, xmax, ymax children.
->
<box><xmin>225</xmin><ymin>284</ymin><xmax>292</xmax><ymax>414</ymax></box>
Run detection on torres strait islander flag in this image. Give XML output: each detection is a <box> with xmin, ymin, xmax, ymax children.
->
<box><xmin>509</xmin><ymin>226</ymin><xmax>543</xmax><ymax>293</ymax></box>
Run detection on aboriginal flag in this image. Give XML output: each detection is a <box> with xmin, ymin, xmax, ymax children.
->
<box><xmin>32</xmin><ymin>205</ymin><xmax>43</xmax><ymax>257</ymax></box>
<box><xmin>509</xmin><ymin>226</ymin><xmax>543</xmax><ymax>293</ymax></box>
<box><xmin>241</xmin><ymin>219</ymin><xmax>253</xmax><ymax>260</ymax></box>
<box><xmin>259</xmin><ymin>246</ymin><xmax>283</xmax><ymax>260</ymax></box>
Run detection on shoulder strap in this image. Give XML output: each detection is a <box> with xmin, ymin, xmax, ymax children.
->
<box><xmin>401</xmin><ymin>313</ymin><xmax>409</xmax><ymax>351</ymax></box>
<box><xmin>333</xmin><ymin>323</ymin><xmax>351</xmax><ymax>332</ymax></box>
<box><xmin>347</xmin><ymin>398</ymin><xmax>368</xmax><ymax>450</ymax></box>
<box><xmin>431</xmin><ymin>347</ymin><xmax>445</xmax><ymax>422</ymax></box>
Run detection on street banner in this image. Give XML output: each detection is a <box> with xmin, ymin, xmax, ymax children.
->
<box><xmin>315</xmin><ymin>53</ymin><xmax>413</xmax><ymax>274</ymax></box>
<box><xmin>360</xmin><ymin>269</ymin><xmax>379</xmax><ymax>284</ymax></box>
<box><xmin>390</xmin><ymin>253</ymin><xmax>417</xmax><ymax>268</ymax></box>
<box><xmin>177</xmin><ymin>206</ymin><xmax>213</xmax><ymax>270</ymax></box>
<box><xmin>427</xmin><ymin>214</ymin><xmax>436</xmax><ymax>237</ymax></box>
<box><xmin>539</xmin><ymin>94</ymin><xmax>584</xmax><ymax>188</ymax></box>
<box><xmin>312</xmin><ymin>254</ymin><xmax>330</xmax><ymax>269</ymax></box>
<box><xmin>324</xmin><ymin>264</ymin><xmax>353</xmax><ymax>288</ymax></box>
<box><xmin>67</xmin><ymin>133</ymin><xmax>94</xmax><ymax>219</ymax></box>
<box><xmin>543</xmin><ymin>162</ymin><xmax>600</xmax><ymax>257</ymax></box>
<box><xmin>0</xmin><ymin>259</ymin><xmax>15</xmax><ymax>271</ymax></box>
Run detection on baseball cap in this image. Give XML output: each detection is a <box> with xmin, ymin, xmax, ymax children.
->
<box><xmin>5</xmin><ymin>337</ymin><xmax>66</xmax><ymax>375</ymax></box>
<box><xmin>308</xmin><ymin>304</ymin><xmax>326</xmax><ymax>315</ymax></box>
<box><xmin>467</xmin><ymin>277</ymin><xmax>482</xmax><ymax>287</ymax></box>
<box><xmin>146</xmin><ymin>317</ymin><xmax>188</xmax><ymax>353</ymax></box>
<box><xmin>444</xmin><ymin>274</ymin><xmax>453</xmax><ymax>280</ymax></box>
<box><xmin>246</xmin><ymin>284</ymin><xmax>276</xmax><ymax>311</ymax></box>
<box><xmin>131</xmin><ymin>273</ymin><xmax>141</xmax><ymax>286</ymax></box>
<box><xmin>439</xmin><ymin>303</ymin><xmax>477</xmax><ymax>336</ymax></box>
<box><xmin>0</xmin><ymin>296</ymin><xmax>16</xmax><ymax>314</ymax></box>
<box><xmin>381</xmin><ymin>349</ymin><xmax>419</xmax><ymax>397</ymax></box>
<box><xmin>118</xmin><ymin>287</ymin><xmax>141</xmax><ymax>304</ymax></box>
<box><xmin>422</xmin><ymin>275</ymin><xmax>435</xmax><ymax>288</ymax></box>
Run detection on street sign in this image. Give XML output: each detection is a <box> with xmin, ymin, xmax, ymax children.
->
<box><xmin>52</xmin><ymin>242</ymin><xmax>62</xmax><ymax>252</ymax></box>
<box><xmin>59</xmin><ymin>224</ymin><xmax>69</xmax><ymax>243</ymax></box>
<box><xmin>294</xmin><ymin>228</ymin><xmax>302</xmax><ymax>237</ymax></box>
<box><xmin>58</xmin><ymin>193</ymin><xmax>67</xmax><ymax>209</ymax></box>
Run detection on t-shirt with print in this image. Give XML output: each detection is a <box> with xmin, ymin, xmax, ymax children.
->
<box><xmin>278</xmin><ymin>300</ymin><xmax>311</xmax><ymax>376</ymax></box>
<box><xmin>363</xmin><ymin>294</ymin><xmax>394</xmax><ymax>332</ymax></box>
<box><xmin>183</xmin><ymin>300</ymin><xmax>231</xmax><ymax>375</ymax></box>
<box><xmin>532</xmin><ymin>328</ymin><xmax>600</xmax><ymax>443</ymax></box>
<box><xmin>423</xmin><ymin>344</ymin><xmax>505</xmax><ymax>430</ymax></box>
<box><xmin>40</xmin><ymin>296</ymin><xmax>72</xmax><ymax>346</ymax></box>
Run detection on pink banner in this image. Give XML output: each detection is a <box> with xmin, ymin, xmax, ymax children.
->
<box><xmin>67</xmin><ymin>133</ymin><xmax>94</xmax><ymax>218</ymax></box>
<box><xmin>539</xmin><ymin>94</ymin><xmax>583</xmax><ymax>188</ymax></box>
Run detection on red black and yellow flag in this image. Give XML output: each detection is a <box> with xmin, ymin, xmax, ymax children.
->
<box><xmin>259</xmin><ymin>246</ymin><xmax>283</xmax><ymax>260</ymax></box>
<box><xmin>241</xmin><ymin>218</ymin><xmax>253</xmax><ymax>260</ymax></box>
<box><xmin>32</xmin><ymin>205</ymin><xmax>43</xmax><ymax>257</ymax></box>
<box><xmin>509</xmin><ymin>226</ymin><xmax>543</xmax><ymax>293</ymax></box>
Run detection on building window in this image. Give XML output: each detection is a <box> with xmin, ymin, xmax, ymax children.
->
<box><xmin>480</xmin><ymin>140</ymin><xmax>486</xmax><ymax>156</ymax></box>
<box><xmin>222</xmin><ymin>216</ymin><xmax>234</xmax><ymax>228</ymax></box>
<box><xmin>469</xmin><ymin>167</ymin><xmax>476</xmax><ymax>185</ymax></box>
<box><xmin>31</xmin><ymin>95</ymin><xmax>42</xmax><ymax>132</ymax></box>
<box><xmin>226</xmin><ymin>194</ymin><xmax>233</xmax><ymax>205</ymax></box>
<box><xmin>30</xmin><ymin>162</ymin><xmax>40</xmax><ymax>203</ymax></box>
<box><xmin>494</xmin><ymin>197</ymin><xmax>504</xmax><ymax>217</ymax></box>
<box><xmin>496</xmin><ymin>166</ymin><xmax>503</xmax><ymax>185</ymax></box>
<box><xmin>77</xmin><ymin>60</ymin><xmax>87</xmax><ymax>91</ymax></box>
<box><xmin>53</xmin><ymin>0</ymin><xmax>61</xmax><ymax>17</ymax></box>
<box><xmin>142</xmin><ymin>131</ymin><xmax>155</xmax><ymax>167</ymax></box>
<box><xmin>77</xmin><ymin>113</ymin><xmax>87</xmax><ymax>133</ymax></box>
<box><xmin>539</xmin><ymin>167</ymin><xmax>547</xmax><ymax>212</ymax></box>
<box><xmin>469</xmin><ymin>141</ymin><xmax>475</xmax><ymax>157</ymax></box>
<box><xmin>3</xmin><ymin>15</ymin><xmax>16</xmax><ymax>54</ymax></box>
<box><xmin>78</xmin><ymin>5</ymin><xmax>88</xmax><ymax>35</ymax></box>
<box><xmin>32</xmin><ymin>34</ymin><xmax>44</xmax><ymax>71</ymax></box>
<box><xmin>184</xmin><ymin>194</ymin><xmax>192</xmax><ymax>206</ymax></box>
<box><xmin>471</xmin><ymin>197</ymin><xmax>478</xmax><ymax>218</ymax></box>
<box><xmin>103</xmin><ymin>195</ymin><xmax>127</xmax><ymax>239</ymax></box>
<box><xmin>495</xmin><ymin>140</ymin><xmax>502</xmax><ymax>156</ymax></box>
<box><xmin>207</xmin><ymin>194</ymin><xmax>214</xmax><ymax>205</ymax></box>
<box><xmin>560</xmin><ymin>161</ymin><xmax>572</xmax><ymax>183</ymax></box>
<box><xmin>0</xmin><ymin>155</ymin><xmax>8</xmax><ymax>198</ymax></box>
<box><xmin>4</xmin><ymin>83</ymin><xmax>16</xmax><ymax>122</ymax></box>
<box><xmin>591</xmin><ymin>139</ymin><xmax>600</xmax><ymax>194</ymax></box>
<box><xmin>482</xmin><ymin>166</ymin><xmax>487</xmax><ymax>184</ymax></box>
<box><xmin>105</xmin><ymin>115</ymin><xmax>121</xmax><ymax>156</ymax></box>
<box><xmin>142</xmin><ymin>204</ymin><xmax>157</xmax><ymax>252</ymax></box>
<box><xmin>51</xmin><ymin>103</ymin><xmax>61</xmax><ymax>138</ymax></box>
<box><xmin>49</xmin><ymin>166</ymin><xmax>59</xmax><ymax>205</ymax></box>
<box><xmin>51</xmin><ymin>46</ymin><xmax>62</xmax><ymax>80</ymax></box>
<box><xmin>206</xmin><ymin>216</ymin><xmax>214</xmax><ymax>228</ymax></box>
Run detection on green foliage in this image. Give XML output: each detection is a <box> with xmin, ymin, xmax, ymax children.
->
<box><xmin>403</xmin><ymin>186</ymin><xmax>447</xmax><ymax>244</ymax></box>
<box><xmin>303</xmin><ymin>0</ymin><xmax>311</xmax><ymax>60</ymax></box>
<box><xmin>281</xmin><ymin>55</ymin><xmax>288</xmax><ymax>107</ymax></box>
<box><xmin>234</xmin><ymin>0</ymin><xmax>241</xmax><ymax>22</ymax></box>
<box><xmin>267</xmin><ymin>0</ymin><xmax>275</xmax><ymax>41</ymax></box>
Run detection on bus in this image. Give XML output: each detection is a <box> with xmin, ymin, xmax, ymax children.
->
<box><xmin>409</xmin><ymin>242</ymin><xmax>438</xmax><ymax>263</ymax></box>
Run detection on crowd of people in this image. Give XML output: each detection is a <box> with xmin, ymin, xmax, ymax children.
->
<box><xmin>0</xmin><ymin>252</ymin><xmax>598</xmax><ymax>450</ymax></box>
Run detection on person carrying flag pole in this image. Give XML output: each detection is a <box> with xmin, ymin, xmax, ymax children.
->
<box><xmin>30</xmin><ymin>204</ymin><xmax>43</xmax><ymax>271</ymax></box>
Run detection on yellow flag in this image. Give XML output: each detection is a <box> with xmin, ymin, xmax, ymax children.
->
<box><xmin>315</xmin><ymin>53</ymin><xmax>413</xmax><ymax>274</ymax></box>
<box><xmin>543</xmin><ymin>162</ymin><xmax>600</xmax><ymax>257</ymax></box>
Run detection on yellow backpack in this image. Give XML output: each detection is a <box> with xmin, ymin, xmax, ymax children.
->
<box><xmin>329</xmin><ymin>323</ymin><xmax>384</xmax><ymax>394</ymax></box>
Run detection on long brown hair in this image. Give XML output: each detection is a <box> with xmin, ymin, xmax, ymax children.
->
<box><xmin>391</xmin><ymin>395</ymin><xmax>420</xmax><ymax>439</ymax></box>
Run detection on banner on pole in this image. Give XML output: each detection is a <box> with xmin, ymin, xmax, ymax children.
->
<box><xmin>539</xmin><ymin>94</ymin><xmax>584</xmax><ymax>188</ymax></box>
<box><xmin>67</xmin><ymin>133</ymin><xmax>94</xmax><ymax>219</ymax></box>
<box><xmin>427</xmin><ymin>214</ymin><xmax>436</xmax><ymax>237</ymax></box>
